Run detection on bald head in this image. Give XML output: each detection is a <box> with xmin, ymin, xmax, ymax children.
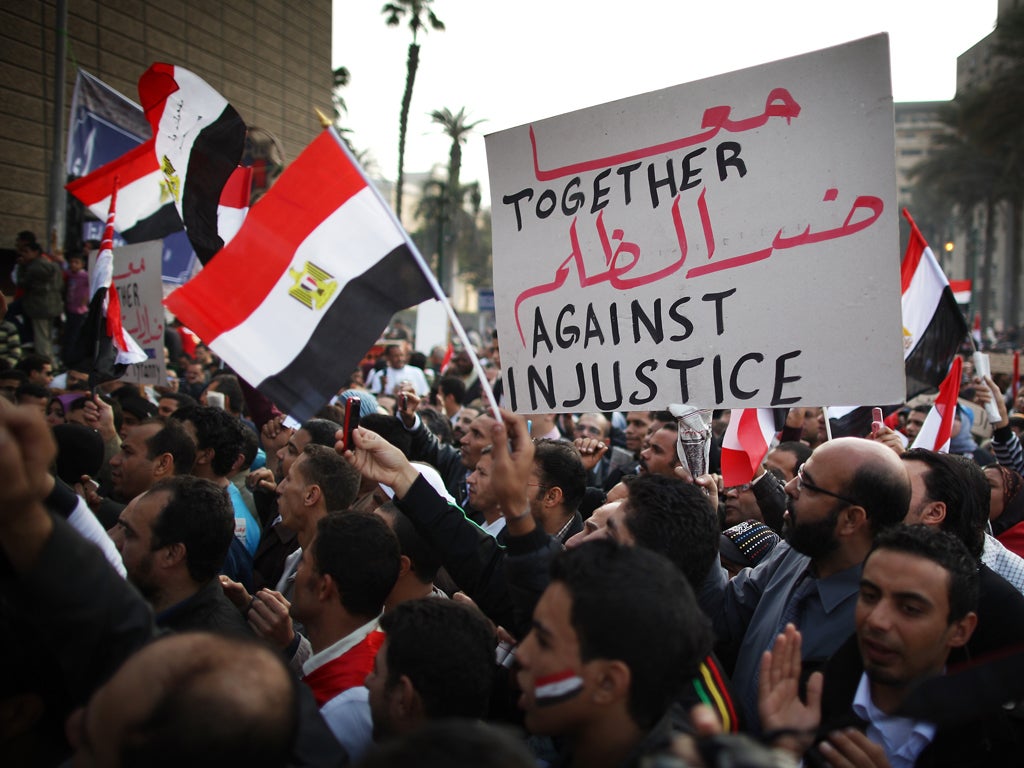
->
<box><xmin>70</xmin><ymin>632</ymin><xmax>295</xmax><ymax>767</ymax></box>
<box><xmin>812</xmin><ymin>437</ymin><xmax>911</xmax><ymax>534</ymax></box>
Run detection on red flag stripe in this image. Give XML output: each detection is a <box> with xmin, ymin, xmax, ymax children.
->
<box><xmin>169</xmin><ymin>132</ymin><xmax>367</xmax><ymax>341</ymax></box>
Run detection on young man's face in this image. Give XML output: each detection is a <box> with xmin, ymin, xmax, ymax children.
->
<box><xmin>466</xmin><ymin>453</ymin><xmax>498</xmax><ymax>513</ymax></box>
<box><xmin>639</xmin><ymin>427</ymin><xmax>678</xmax><ymax>477</ymax></box>
<box><xmin>856</xmin><ymin>548</ymin><xmax>974</xmax><ymax>694</ymax></box>
<box><xmin>515</xmin><ymin>581</ymin><xmax>596</xmax><ymax>736</ymax></box>
<box><xmin>459</xmin><ymin>414</ymin><xmax>495</xmax><ymax>470</ymax></box>
<box><xmin>624</xmin><ymin>413</ymin><xmax>652</xmax><ymax>453</ymax></box>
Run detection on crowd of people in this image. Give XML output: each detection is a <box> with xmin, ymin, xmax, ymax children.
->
<box><xmin>3</xmin><ymin>272</ymin><xmax>1024</xmax><ymax>767</ymax></box>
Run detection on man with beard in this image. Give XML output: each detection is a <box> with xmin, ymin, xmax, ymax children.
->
<box><xmin>702</xmin><ymin>437</ymin><xmax>909</xmax><ymax>732</ymax></box>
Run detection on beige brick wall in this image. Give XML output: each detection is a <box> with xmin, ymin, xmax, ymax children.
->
<box><xmin>0</xmin><ymin>0</ymin><xmax>332</xmax><ymax>247</ymax></box>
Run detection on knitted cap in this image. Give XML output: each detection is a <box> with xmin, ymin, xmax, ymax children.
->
<box><xmin>720</xmin><ymin>520</ymin><xmax>780</xmax><ymax>568</ymax></box>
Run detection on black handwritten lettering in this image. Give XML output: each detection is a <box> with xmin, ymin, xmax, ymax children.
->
<box><xmin>647</xmin><ymin>160</ymin><xmax>678</xmax><ymax>209</ymax></box>
<box><xmin>593</xmin><ymin>362</ymin><xmax>623</xmax><ymax>410</ymax></box>
<box><xmin>562</xmin><ymin>363</ymin><xmax>587</xmax><ymax>409</ymax></box>
<box><xmin>531</xmin><ymin>308</ymin><xmax>553</xmax><ymax>357</ymax></box>
<box><xmin>556</xmin><ymin>305</ymin><xmax>580</xmax><ymax>349</ymax></box>
<box><xmin>680</xmin><ymin>147</ymin><xmax>707</xmax><ymax>191</ymax></box>
<box><xmin>616</xmin><ymin>162</ymin><xmax>642</xmax><ymax>205</ymax></box>
<box><xmin>583</xmin><ymin>304</ymin><xmax>605</xmax><ymax>347</ymax></box>
<box><xmin>631</xmin><ymin>298</ymin><xmax>663</xmax><ymax>344</ymax></box>
<box><xmin>716</xmin><ymin>141</ymin><xmax>746</xmax><ymax>180</ymax></box>
<box><xmin>702</xmin><ymin>289</ymin><xmax>737</xmax><ymax>336</ymax></box>
<box><xmin>771</xmin><ymin>350</ymin><xmax>802</xmax><ymax>405</ymax></box>
<box><xmin>667</xmin><ymin>358</ymin><xmax>704</xmax><ymax>403</ymax></box>
<box><xmin>528</xmin><ymin>366</ymin><xmax>556</xmax><ymax>410</ymax></box>
<box><xmin>537</xmin><ymin>190</ymin><xmax>557</xmax><ymax>219</ymax></box>
<box><xmin>504</xmin><ymin>188</ymin><xmax>534</xmax><ymax>232</ymax></box>
<box><xmin>562</xmin><ymin>177</ymin><xmax>584</xmax><ymax>216</ymax></box>
<box><xmin>630</xmin><ymin>360</ymin><xmax>658</xmax><ymax>405</ymax></box>
<box><xmin>731</xmin><ymin>352</ymin><xmax>764</xmax><ymax>399</ymax></box>
<box><xmin>591</xmin><ymin>169</ymin><xmax>612</xmax><ymax>213</ymax></box>
<box><xmin>668</xmin><ymin>297</ymin><xmax>693</xmax><ymax>341</ymax></box>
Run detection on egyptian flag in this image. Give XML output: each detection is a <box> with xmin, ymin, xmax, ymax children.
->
<box><xmin>721</xmin><ymin>409</ymin><xmax>782</xmax><ymax>487</ymax></box>
<box><xmin>909</xmin><ymin>356</ymin><xmax>962</xmax><ymax>453</ymax></box>
<box><xmin>217</xmin><ymin>166</ymin><xmax>252</xmax><ymax>247</ymax></box>
<box><xmin>66</xmin><ymin>180</ymin><xmax>148</xmax><ymax>385</ymax></box>
<box><xmin>165</xmin><ymin>130</ymin><xmax>435</xmax><ymax>421</ymax></box>
<box><xmin>67</xmin><ymin>63</ymin><xmax>245</xmax><ymax>264</ymax></box>
<box><xmin>901</xmin><ymin>209</ymin><xmax>968</xmax><ymax>399</ymax></box>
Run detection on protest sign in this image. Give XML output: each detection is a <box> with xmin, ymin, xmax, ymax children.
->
<box><xmin>486</xmin><ymin>34</ymin><xmax>904</xmax><ymax>413</ymax></box>
<box><xmin>113</xmin><ymin>241</ymin><xmax>166</xmax><ymax>386</ymax></box>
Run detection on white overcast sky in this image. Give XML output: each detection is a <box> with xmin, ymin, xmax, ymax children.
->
<box><xmin>332</xmin><ymin>0</ymin><xmax>998</xmax><ymax>206</ymax></box>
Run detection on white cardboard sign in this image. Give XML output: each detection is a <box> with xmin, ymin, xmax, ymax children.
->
<box><xmin>114</xmin><ymin>241</ymin><xmax>166</xmax><ymax>386</ymax></box>
<box><xmin>486</xmin><ymin>34</ymin><xmax>904</xmax><ymax>413</ymax></box>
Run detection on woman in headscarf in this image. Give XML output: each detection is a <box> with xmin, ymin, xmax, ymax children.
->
<box><xmin>986</xmin><ymin>463</ymin><xmax>1024</xmax><ymax>557</ymax></box>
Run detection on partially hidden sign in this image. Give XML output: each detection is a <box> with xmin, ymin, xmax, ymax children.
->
<box><xmin>486</xmin><ymin>34</ymin><xmax>905</xmax><ymax>413</ymax></box>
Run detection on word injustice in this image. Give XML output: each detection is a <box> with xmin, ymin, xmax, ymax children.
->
<box><xmin>505</xmin><ymin>350</ymin><xmax>803</xmax><ymax>412</ymax></box>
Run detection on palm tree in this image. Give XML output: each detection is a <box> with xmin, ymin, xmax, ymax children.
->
<box><xmin>430</xmin><ymin>107</ymin><xmax>484</xmax><ymax>293</ymax></box>
<box><xmin>383</xmin><ymin>1</ymin><xmax>445</xmax><ymax>221</ymax></box>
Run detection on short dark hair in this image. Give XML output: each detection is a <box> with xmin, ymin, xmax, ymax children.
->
<box><xmin>142</xmin><ymin>419</ymin><xmax>197</xmax><ymax>476</ymax></box>
<box><xmin>378</xmin><ymin>599</ymin><xmax>495</xmax><ymax>721</ymax></box>
<box><xmin>839</xmin><ymin>452</ymin><xmax>911</xmax><ymax>537</ymax></box>
<box><xmin>622</xmin><ymin>474</ymin><xmax>720</xmax><ymax>588</ymax></box>
<box><xmin>149</xmin><ymin>476</ymin><xmax>235</xmax><ymax>583</ymax></box>
<box><xmin>298</xmin><ymin>444</ymin><xmax>360</xmax><ymax>511</ymax></box>
<box><xmin>300</xmin><ymin>417</ymin><xmax>342</xmax><ymax>447</ymax></box>
<box><xmin>376</xmin><ymin>502</ymin><xmax>443</xmax><ymax>584</ymax></box>
<box><xmin>238</xmin><ymin>425</ymin><xmax>259</xmax><ymax>469</ymax></box>
<box><xmin>550</xmin><ymin>540</ymin><xmax>713</xmax><ymax>729</ymax></box>
<box><xmin>15</xmin><ymin>353</ymin><xmax>52</xmax><ymax>375</ymax></box>
<box><xmin>361</xmin><ymin>413</ymin><xmax>413</xmax><ymax>457</ymax></box>
<box><xmin>206</xmin><ymin>373</ymin><xmax>245</xmax><ymax>415</ymax></box>
<box><xmin>533</xmin><ymin>439</ymin><xmax>587</xmax><ymax>514</ymax></box>
<box><xmin>774</xmin><ymin>441</ymin><xmax>812</xmax><ymax>470</ymax></box>
<box><xmin>418</xmin><ymin>407</ymin><xmax>454</xmax><ymax>446</ymax></box>
<box><xmin>438</xmin><ymin>376</ymin><xmax>467</xmax><ymax>404</ymax></box>
<box><xmin>171</xmin><ymin>405</ymin><xmax>245</xmax><ymax>478</ymax></box>
<box><xmin>867</xmin><ymin>524</ymin><xmax>979</xmax><ymax>622</ymax></box>
<box><xmin>158</xmin><ymin>392</ymin><xmax>197</xmax><ymax>410</ymax></box>
<box><xmin>311</xmin><ymin>512</ymin><xmax>400</xmax><ymax>619</ymax></box>
<box><xmin>902</xmin><ymin>450</ymin><xmax>989</xmax><ymax>559</ymax></box>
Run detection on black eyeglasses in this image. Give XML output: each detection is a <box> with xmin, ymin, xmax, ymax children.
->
<box><xmin>796</xmin><ymin>467</ymin><xmax>859</xmax><ymax>507</ymax></box>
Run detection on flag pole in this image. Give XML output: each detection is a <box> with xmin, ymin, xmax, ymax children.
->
<box><xmin>316</xmin><ymin>110</ymin><xmax>504</xmax><ymax>423</ymax></box>
<box><xmin>822</xmin><ymin>405</ymin><xmax>834</xmax><ymax>441</ymax></box>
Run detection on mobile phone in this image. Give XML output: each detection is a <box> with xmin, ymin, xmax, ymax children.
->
<box><xmin>399</xmin><ymin>392</ymin><xmax>408</xmax><ymax>411</ymax></box>
<box><xmin>343</xmin><ymin>396</ymin><xmax>361</xmax><ymax>451</ymax></box>
<box><xmin>871</xmin><ymin>407</ymin><xmax>883</xmax><ymax>437</ymax></box>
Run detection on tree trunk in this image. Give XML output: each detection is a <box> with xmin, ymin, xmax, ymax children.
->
<box><xmin>395</xmin><ymin>42</ymin><xmax>420</xmax><ymax>221</ymax></box>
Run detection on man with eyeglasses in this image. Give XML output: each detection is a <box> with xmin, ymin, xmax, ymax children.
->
<box><xmin>702</xmin><ymin>436</ymin><xmax>909</xmax><ymax>733</ymax></box>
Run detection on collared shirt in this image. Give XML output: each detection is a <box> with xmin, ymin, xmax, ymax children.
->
<box><xmin>303</xmin><ymin>616</ymin><xmax>381</xmax><ymax>763</ymax></box>
<box><xmin>481</xmin><ymin>515</ymin><xmax>506</xmax><ymax>538</ymax></box>
<box><xmin>302</xmin><ymin>615</ymin><xmax>381</xmax><ymax>677</ymax></box>
<box><xmin>706</xmin><ymin>541</ymin><xmax>863</xmax><ymax>731</ymax></box>
<box><xmin>982</xmin><ymin>533</ymin><xmax>1024</xmax><ymax>595</ymax></box>
<box><xmin>852</xmin><ymin>672</ymin><xmax>936</xmax><ymax>768</ymax></box>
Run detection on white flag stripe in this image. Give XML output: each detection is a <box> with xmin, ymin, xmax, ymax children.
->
<box><xmin>153</xmin><ymin>67</ymin><xmax>230</xmax><ymax>218</ymax></box>
<box><xmin>901</xmin><ymin>244</ymin><xmax>946</xmax><ymax>360</ymax></box>
<box><xmin>209</xmin><ymin>187</ymin><xmax>405</xmax><ymax>386</ymax></box>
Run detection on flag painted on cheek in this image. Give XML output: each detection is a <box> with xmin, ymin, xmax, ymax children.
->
<box><xmin>164</xmin><ymin>132</ymin><xmax>435</xmax><ymax>421</ymax></box>
<box><xmin>534</xmin><ymin>669</ymin><xmax>585</xmax><ymax>706</ymax></box>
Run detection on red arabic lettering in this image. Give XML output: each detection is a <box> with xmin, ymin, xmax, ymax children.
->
<box><xmin>530</xmin><ymin>88</ymin><xmax>801</xmax><ymax>182</ymax></box>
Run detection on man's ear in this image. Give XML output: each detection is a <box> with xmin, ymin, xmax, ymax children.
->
<box><xmin>162</xmin><ymin>541</ymin><xmax>187</xmax><ymax>569</ymax></box>
<box><xmin>948</xmin><ymin>611</ymin><xmax>978</xmax><ymax>649</ymax></box>
<box><xmin>589</xmin><ymin>659</ymin><xmax>631</xmax><ymax>706</ymax></box>
<box><xmin>839</xmin><ymin>505</ymin><xmax>867</xmax><ymax>535</ymax></box>
<box><xmin>305</xmin><ymin>484</ymin><xmax>322</xmax><ymax>508</ymax></box>
<box><xmin>153</xmin><ymin>451</ymin><xmax>175</xmax><ymax>478</ymax></box>
<box><xmin>919</xmin><ymin>501</ymin><xmax>947</xmax><ymax>526</ymax></box>
<box><xmin>397</xmin><ymin>554</ymin><xmax>413</xmax><ymax>579</ymax></box>
<box><xmin>394</xmin><ymin>674</ymin><xmax>423</xmax><ymax>719</ymax></box>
